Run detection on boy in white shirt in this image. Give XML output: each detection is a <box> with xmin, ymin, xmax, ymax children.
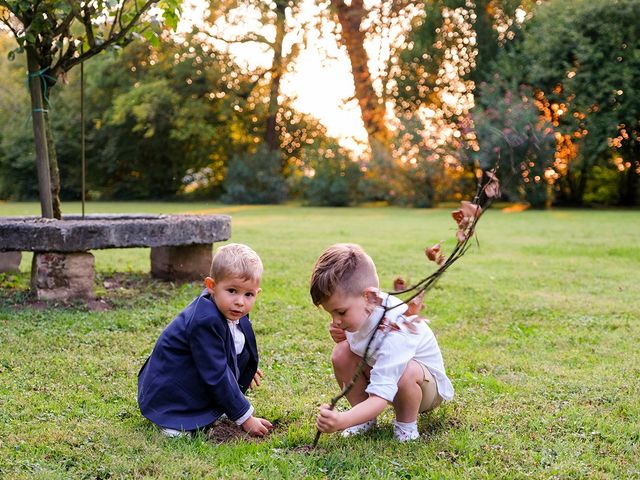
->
<box><xmin>311</xmin><ymin>243</ymin><xmax>454</xmax><ymax>441</ymax></box>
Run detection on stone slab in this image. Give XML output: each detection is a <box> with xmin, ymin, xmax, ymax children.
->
<box><xmin>31</xmin><ymin>252</ymin><xmax>95</xmax><ymax>301</ymax></box>
<box><xmin>0</xmin><ymin>251</ymin><xmax>21</xmax><ymax>272</ymax></box>
<box><xmin>151</xmin><ymin>244</ymin><xmax>212</xmax><ymax>282</ymax></box>
<box><xmin>0</xmin><ymin>214</ymin><xmax>231</xmax><ymax>252</ymax></box>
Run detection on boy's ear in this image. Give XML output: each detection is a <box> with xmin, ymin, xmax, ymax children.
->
<box><xmin>204</xmin><ymin>276</ymin><xmax>215</xmax><ymax>293</ymax></box>
<box><xmin>363</xmin><ymin>287</ymin><xmax>382</xmax><ymax>306</ymax></box>
<box><xmin>256</xmin><ymin>287</ymin><xmax>262</xmax><ymax>296</ymax></box>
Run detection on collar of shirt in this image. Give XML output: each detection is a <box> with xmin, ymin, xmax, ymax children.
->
<box><xmin>347</xmin><ymin>292</ymin><xmax>408</xmax><ymax>342</ymax></box>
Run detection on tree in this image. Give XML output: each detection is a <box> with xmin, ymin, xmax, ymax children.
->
<box><xmin>462</xmin><ymin>79</ymin><xmax>556</xmax><ymax>208</ymax></box>
<box><xmin>204</xmin><ymin>0</ymin><xmax>304</xmax><ymax>162</ymax></box>
<box><xmin>0</xmin><ymin>0</ymin><xmax>181</xmax><ymax>217</ymax></box>
<box><xmin>391</xmin><ymin>0</ymin><xmax>537</xmax><ymax>198</ymax></box>
<box><xmin>85</xmin><ymin>35</ymin><xmax>260</xmax><ymax>199</ymax></box>
<box><xmin>509</xmin><ymin>0</ymin><xmax>640</xmax><ymax>205</ymax></box>
<box><xmin>329</xmin><ymin>0</ymin><xmax>393</xmax><ymax>155</ymax></box>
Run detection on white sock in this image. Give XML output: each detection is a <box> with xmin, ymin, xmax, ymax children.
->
<box><xmin>392</xmin><ymin>419</ymin><xmax>419</xmax><ymax>442</ymax></box>
<box><xmin>160</xmin><ymin>427</ymin><xmax>191</xmax><ymax>438</ymax></box>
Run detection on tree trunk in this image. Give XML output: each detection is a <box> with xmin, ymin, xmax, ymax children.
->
<box><xmin>26</xmin><ymin>47</ymin><xmax>54</xmax><ymax>218</ymax></box>
<box><xmin>44</xmin><ymin>111</ymin><xmax>62</xmax><ymax>218</ymax></box>
<box><xmin>264</xmin><ymin>0</ymin><xmax>287</xmax><ymax>155</ymax></box>
<box><xmin>619</xmin><ymin>143</ymin><xmax>639</xmax><ymax>206</ymax></box>
<box><xmin>331</xmin><ymin>0</ymin><xmax>393</xmax><ymax>158</ymax></box>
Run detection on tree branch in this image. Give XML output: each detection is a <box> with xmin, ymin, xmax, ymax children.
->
<box><xmin>206</xmin><ymin>31</ymin><xmax>274</xmax><ymax>48</ymax></box>
<box><xmin>312</xmin><ymin>167</ymin><xmax>501</xmax><ymax>448</ymax></box>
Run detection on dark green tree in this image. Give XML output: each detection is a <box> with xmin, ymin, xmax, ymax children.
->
<box><xmin>0</xmin><ymin>0</ymin><xmax>181</xmax><ymax>217</ymax></box>
<box><xmin>505</xmin><ymin>0</ymin><xmax>640</xmax><ymax>205</ymax></box>
<box><xmin>85</xmin><ymin>36</ymin><xmax>258</xmax><ymax>199</ymax></box>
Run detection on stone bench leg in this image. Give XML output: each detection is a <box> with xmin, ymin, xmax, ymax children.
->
<box><xmin>31</xmin><ymin>252</ymin><xmax>95</xmax><ymax>301</ymax></box>
<box><xmin>150</xmin><ymin>244</ymin><xmax>212</xmax><ymax>282</ymax></box>
<box><xmin>0</xmin><ymin>251</ymin><xmax>22</xmax><ymax>273</ymax></box>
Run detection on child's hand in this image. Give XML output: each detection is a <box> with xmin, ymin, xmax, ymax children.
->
<box><xmin>328</xmin><ymin>323</ymin><xmax>347</xmax><ymax>343</ymax></box>
<box><xmin>241</xmin><ymin>415</ymin><xmax>273</xmax><ymax>437</ymax></box>
<box><xmin>250</xmin><ymin>368</ymin><xmax>264</xmax><ymax>389</ymax></box>
<box><xmin>316</xmin><ymin>404</ymin><xmax>344</xmax><ymax>433</ymax></box>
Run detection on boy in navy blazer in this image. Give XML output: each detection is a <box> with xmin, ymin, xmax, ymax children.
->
<box><xmin>138</xmin><ymin>243</ymin><xmax>272</xmax><ymax>437</ymax></box>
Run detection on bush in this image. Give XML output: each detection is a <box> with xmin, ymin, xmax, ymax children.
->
<box><xmin>301</xmin><ymin>152</ymin><xmax>362</xmax><ymax>206</ymax></box>
<box><xmin>583</xmin><ymin>164</ymin><xmax>620</xmax><ymax>206</ymax></box>
<box><xmin>468</xmin><ymin>80</ymin><xmax>556</xmax><ymax>208</ymax></box>
<box><xmin>221</xmin><ymin>146</ymin><xmax>288</xmax><ymax>204</ymax></box>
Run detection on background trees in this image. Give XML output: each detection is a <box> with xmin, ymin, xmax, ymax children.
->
<box><xmin>0</xmin><ymin>0</ymin><xmax>638</xmax><ymax>208</ymax></box>
<box><xmin>0</xmin><ymin>0</ymin><xmax>182</xmax><ymax>217</ymax></box>
<box><xmin>508</xmin><ymin>0</ymin><xmax>640</xmax><ymax>206</ymax></box>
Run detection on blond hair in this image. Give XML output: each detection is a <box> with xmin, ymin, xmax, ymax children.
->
<box><xmin>309</xmin><ymin>243</ymin><xmax>379</xmax><ymax>305</ymax></box>
<box><xmin>210</xmin><ymin>243</ymin><xmax>263</xmax><ymax>281</ymax></box>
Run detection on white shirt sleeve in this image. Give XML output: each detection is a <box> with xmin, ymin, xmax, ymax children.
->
<box><xmin>365</xmin><ymin>329</ymin><xmax>420</xmax><ymax>402</ymax></box>
<box><xmin>233</xmin><ymin>404</ymin><xmax>254</xmax><ymax>425</ymax></box>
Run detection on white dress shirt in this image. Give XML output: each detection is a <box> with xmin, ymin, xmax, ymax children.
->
<box><xmin>227</xmin><ymin>319</ymin><xmax>246</xmax><ymax>354</ymax></box>
<box><xmin>346</xmin><ymin>292</ymin><xmax>455</xmax><ymax>403</ymax></box>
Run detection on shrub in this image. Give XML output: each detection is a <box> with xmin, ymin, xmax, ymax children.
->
<box><xmin>301</xmin><ymin>152</ymin><xmax>362</xmax><ymax>206</ymax></box>
<box><xmin>468</xmin><ymin>80</ymin><xmax>556</xmax><ymax>208</ymax></box>
<box><xmin>583</xmin><ymin>164</ymin><xmax>621</xmax><ymax>206</ymax></box>
<box><xmin>221</xmin><ymin>146</ymin><xmax>288</xmax><ymax>204</ymax></box>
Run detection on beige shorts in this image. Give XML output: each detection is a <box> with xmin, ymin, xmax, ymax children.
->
<box><xmin>417</xmin><ymin>362</ymin><xmax>442</xmax><ymax>413</ymax></box>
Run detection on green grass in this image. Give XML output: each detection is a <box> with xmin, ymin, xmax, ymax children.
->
<box><xmin>1</xmin><ymin>202</ymin><xmax>639</xmax><ymax>479</ymax></box>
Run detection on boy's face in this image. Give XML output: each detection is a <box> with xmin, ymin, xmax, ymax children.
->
<box><xmin>320</xmin><ymin>288</ymin><xmax>375</xmax><ymax>333</ymax></box>
<box><xmin>205</xmin><ymin>275</ymin><xmax>261</xmax><ymax>321</ymax></box>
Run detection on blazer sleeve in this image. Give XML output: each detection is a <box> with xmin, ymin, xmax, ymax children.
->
<box><xmin>187</xmin><ymin>311</ymin><xmax>252</xmax><ymax>422</ymax></box>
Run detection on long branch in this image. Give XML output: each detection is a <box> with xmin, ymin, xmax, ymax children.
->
<box><xmin>312</xmin><ymin>171</ymin><xmax>498</xmax><ymax>447</ymax></box>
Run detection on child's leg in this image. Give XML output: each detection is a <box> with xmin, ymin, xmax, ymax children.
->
<box><xmin>331</xmin><ymin>341</ymin><xmax>371</xmax><ymax>407</ymax></box>
<box><xmin>391</xmin><ymin>360</ymin><xmax>430</xmax><ymax>441</ymax></box>
<box><xmin>392</xmin><ymin>360</ymin><xmax>427</xmax><ymax>422</ymax></box>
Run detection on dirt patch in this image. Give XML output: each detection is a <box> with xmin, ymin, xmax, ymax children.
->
<box><xmin>1</xmin><ymin>272</ymin><xmax>173</xmax><ymax>310</ymax></box>
<box><xmin>205</xmin><ymin>418</ymin><xmax>285</xmax><ymax>444</ymax></box>
<box><xmin>86</xmin><ymin>298</ymin><xmax>112</xmax><ymax>311</ymax></box>
<box><xmin>3</xmin><ymin>294</ymin><xmax>112</xmax><ymax>311</ymax></box>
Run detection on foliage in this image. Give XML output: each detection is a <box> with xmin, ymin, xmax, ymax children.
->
<box><xmin>393</xmin><ymin>0</ymin><xmax>532</xmax><ymax>116</ymax></box>
<box><xmin>1</xmin><ymin>203</ymin><xmax>639</xmax><ymax>477</ymax></box>
<box><xmin>0</xmin><ymin>0</ymin><xmax>182</xmax><ymax>215</ymax></box>
<box><xmin>504</xmin><ymin>0</ymin><xmax>640</xmax><ymax>205</ymax></box>
<box><xmin>462</xmin><ymin>80</ymin><xmax>556</xmax><ymax>208</ymax></box>
<box><xmin>0</xmin><ymin>0</ymin><xmax>181</xmax><ymax>80</ymax></box>
<box><xmin>222</xmin><ymin>145</ymin><xmax>288</xmax><ymax>204</ymax></box>
<box><xmin>582</xmin><ymin>163</ymin><xmax>622</xmax><ymax>206</ymax></box>
<box><xmin>301</xmin><ymin>147</ymin><xmax>362</xmax><ymax>206</ymax></box>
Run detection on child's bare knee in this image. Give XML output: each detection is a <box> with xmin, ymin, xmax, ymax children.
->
<box><xmin>397</xmin><ymin>361</ymin><xmax>423</xmax><ymax>389</ymax></box>
<box><xmin>331</xmin><ymin>341</ymin><xmax>354</xmax><ymax>368</ymax></box>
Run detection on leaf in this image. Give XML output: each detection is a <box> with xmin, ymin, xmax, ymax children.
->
<box><xmin>393</xmin><ymin>277</ymin><xmax>406</xmax><ymax>291</ymax></box>
<box><xmin>425</xmin><ymin>243</ymin><xmax>441</xmax><ymax>262</ymax></box>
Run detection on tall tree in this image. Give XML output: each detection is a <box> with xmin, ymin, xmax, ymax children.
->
<box><xmin>330</xmin><ymin>0</ymin><xmax>392</xmax><ymax>156</ymax></box>
<box><xmin>511</xmin><ymin>0</ymin><xmax>640</xmax><ymax>205</ymax></box>
<box><xmin>0</xmin><ymin>0</ymin><xmax>181</xmax><ymax>217</ymax></box>
<box><xmin>205</xmin><ymin>0</ymin><xmax>303</xmax><ymax>162</ymax></box>
<box><xmin>393</xmin><ymin>0</ymin><xmax>534</xmax><ymax>118</ymax></box>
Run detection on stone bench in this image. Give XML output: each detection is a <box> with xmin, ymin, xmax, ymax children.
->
<box><xmin>0</xmin><ymin>214</ymin><xmax>231</xmax><ymax>301</ymax></box>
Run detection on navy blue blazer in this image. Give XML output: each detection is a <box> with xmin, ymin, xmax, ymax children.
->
<box><xmin>137</xmin><ymin>290</ymin><xmax>259</xmax><ymax>430</ymax></box>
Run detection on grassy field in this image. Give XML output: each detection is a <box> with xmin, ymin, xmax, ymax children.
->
<box><xmin>1</xmin><ymin>202</ymin><xmax>639</xmax><ymax>479</ymax></box>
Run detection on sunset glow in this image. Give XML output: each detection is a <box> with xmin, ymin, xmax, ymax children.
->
<box><xmin>178</xmin><ymin>0</ymin><xmax>369</xmax><ymax>153</ymax></box>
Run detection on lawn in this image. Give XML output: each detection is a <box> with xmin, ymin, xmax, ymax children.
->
<box><xmin>1</xmin><ymin>202</ymin><xmax>639</xmax><ymax>479</ymax></box>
